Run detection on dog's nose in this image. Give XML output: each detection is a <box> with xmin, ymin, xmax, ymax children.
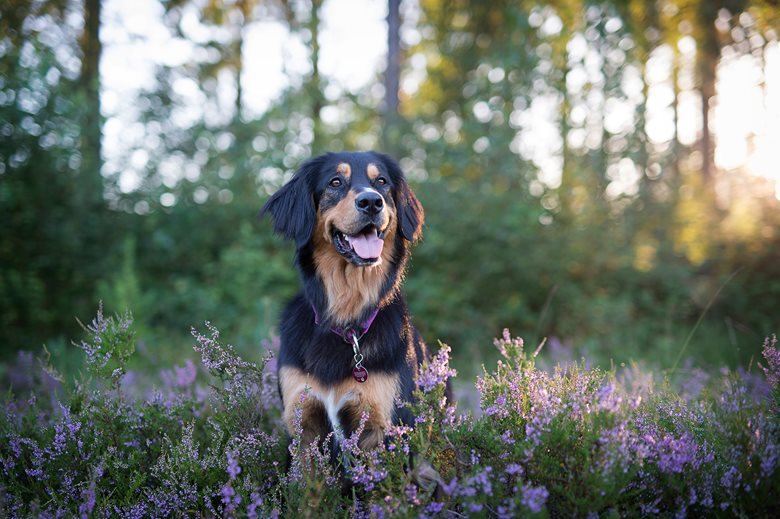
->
<box><xmin>355</xmin><ymin>191</ymin><xmax>384</xmax><ymax>215</ymax></box>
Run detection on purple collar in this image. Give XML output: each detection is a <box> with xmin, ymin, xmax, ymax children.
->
<box><xmin>312</xmin><ymin>305</ymin><xmax>380</xmax><ymax>343</ymax></box>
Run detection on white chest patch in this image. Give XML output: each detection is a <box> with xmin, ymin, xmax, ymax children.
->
<box><xmin>310</xmin><ymin>387</ymin><xmax>357</xmax><ymax>442</ymax></box>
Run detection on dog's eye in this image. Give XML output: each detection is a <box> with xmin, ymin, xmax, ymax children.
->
<box><xmin>329</xmin><ymin>177</ymin><xmax>342</xmax><ymax>188</ymax></box>
<box><xmin>376</xmin><ymin>177</ymin><xmax>387</xmax><ymax>186</ymax></box>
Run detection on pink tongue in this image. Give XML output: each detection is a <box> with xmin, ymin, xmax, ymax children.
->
<box><xmin>349</xmin><ymin>232</ymin><xmax>384</xmax><ymax>259</ymax></box>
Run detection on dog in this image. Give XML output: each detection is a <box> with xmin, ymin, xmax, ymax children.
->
<box><xmin>261</xmin><ymin>151</ymin><xmax>430</xmax><ymax>454</ymax></box>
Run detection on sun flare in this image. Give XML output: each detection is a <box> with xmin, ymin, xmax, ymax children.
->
<box><xmin>714</xmin><ymin>43</ymin><xmax>780</xmax><ymax>199</ymax></box>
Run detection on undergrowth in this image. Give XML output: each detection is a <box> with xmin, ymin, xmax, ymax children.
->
<box><xmin>1</xmin><ymin>306</ymin><xmax>778</xmax><ymax>517</ymax></box>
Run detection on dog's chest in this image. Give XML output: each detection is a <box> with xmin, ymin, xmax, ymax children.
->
<box><xmin>307</xmin><ymin>382</ymin><xmax>359</xmax><ymax>441</ymax></box>
<box><xmin>279</xmin><ymin>363</ymin><xmax>401</xmax><ymax>441</ymax></box>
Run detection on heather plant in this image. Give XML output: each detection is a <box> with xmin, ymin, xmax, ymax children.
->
<box><xmin>760</xmin><ymin>334</ymin><xmax>780</xmax><ymax>410</ymax></box>
<box><xmin>0</xmin><ymin>308</ymin><xmax>285</xmax><ymax>517</ymax></box>
<box><xmin>1</xmin><ymin>309</ymin><xmax>779</xmax><ymax>517</ymax></box>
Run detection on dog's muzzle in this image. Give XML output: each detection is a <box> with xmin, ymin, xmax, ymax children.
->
<box><xmin>333</xmin><ymin>225</ymin><xmax>385</xmax><ymax>266</ymax></box>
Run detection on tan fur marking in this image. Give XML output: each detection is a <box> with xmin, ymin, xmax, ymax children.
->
<box><xmin>320</xmin><ymin>191</ymin><xmax>360</xmax><ymax>242</ymax></box>
<box><xmin>279</xmin><ymin>366</ymin><xmax>316</xmax><ymax>433</ymax></box>
<box><xmin>341</xmin><ymin>370</ymin><xmax>400</xmax><ymax>449</ymax></box>
<box><xmin>367</xmin><ymin>163</ymin><xmax>380</xmax><ymax>180</ymax></box>
<box><xmin>314</xmin><ymin>196</ymin><xmax>397</xmax><ymax>324</ymax></box>
<box><xmin>336</xmin><ymin>162</ymin><xmax>351</xmax><ymax>179</ymax></box>
<box><xmin>279</xmin><ymin>366</ymin><xmax>400</xmax><ymax>446</ymax></box>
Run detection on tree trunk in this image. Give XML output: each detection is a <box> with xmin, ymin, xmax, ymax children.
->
<box><xmin>696</xmin><ymin>1</ymin><xmax>719</xmax><ymax>183</ymax></box>
<box><xmin>79</xmin><ymin>0</ymin><xmax>103</xmax><ymax>204</ymax></box>
<box><xmin>671</xmin><ymin>42</ymin><xmax>680</xmax><ymax>180</ymax></box>
<box><xmin>235</xmin><ymin>0</ymin><xmax>250</xmax><ymax>121</ymax></box>
<box><xmin>384</xmin><ymin>0</ymin><xmax>401</xmax><ymax>154</ymax></box>
<box><xmin>310</xmin><ymin>0</ymin><xmax>324</xmax><ymax>154</ymax></box>
<box><xmin>558</xmin><ymin>59</ymin><xmax>572</xmax><ymax>220</ymax></box>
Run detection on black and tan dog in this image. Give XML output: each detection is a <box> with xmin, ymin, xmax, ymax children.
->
<box><xmin>262</xmin><ymin>151</ymin><xmax>429</xmax><ymax>454</ymax></box>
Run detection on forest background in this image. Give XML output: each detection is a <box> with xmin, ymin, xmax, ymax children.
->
<box><xmin>2</xmin><ymin>0</ymin><xmax>780</xmax><ymax>381</ymax></box>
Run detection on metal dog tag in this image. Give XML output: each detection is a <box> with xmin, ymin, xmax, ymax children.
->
<box><xmin>352</xmin><ymin>366</ymin><xmax>368</xmax><ymax>383</ymax></box>
<box><xmin>348</xmin><ymin>330</ymin><xmax>368</xmax><ymax>383</ymax></box>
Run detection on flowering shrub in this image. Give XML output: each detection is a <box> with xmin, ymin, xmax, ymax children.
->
<box><xmin>1</xmin><ymin>308</ymin><xmax>285</xmax><ymax>517</ymax></box>
<box><xmin>1</xmin><ymin>310</ymin><xmax>778</xmax><ymax>517</ymax></box>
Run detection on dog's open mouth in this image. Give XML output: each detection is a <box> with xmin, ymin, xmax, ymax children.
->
<box><xmin>332</xmin><ymin>225</ymin><xmax>385</xmax><ymax>267</ymax></box>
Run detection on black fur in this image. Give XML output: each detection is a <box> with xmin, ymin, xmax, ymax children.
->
<box><xmin>261</xmin><ymin>151</ymin><xmax>427</xmax><ymax>440</ymax></box>
<box><xmin>261</xmin><ymin>156</ymin><xmax>322</xmax><ymax>248</ymax></box>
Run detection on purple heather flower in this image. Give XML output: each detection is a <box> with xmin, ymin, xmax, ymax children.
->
<box><xmin>175</xmin><ymin>359</ymin><xmax>197</xmax><ymax>388</ymax></box>
<box><xmin>655</xmin><ymin>433</ymin><xmax>700</xmax><ymax>474</ymax></box>
<box><xmin>470</xmin><ymin>449</ymin><xmax>481</xmax><ymax>465</ymax></box>
<box><xmin>440</xmin><ymin>478</ymin><xmax>458</xmax><ymax>496</ymax></box>
<box><xmin>484</xmin><ymin>394</ymin><xmax>510</xmax><ymax>418</ymax></box>
<box><xmin>78</xmin><ymin>481</ymin><xmax>96</xmax><ymax>519</ymax></box>
<box><xmin>594</xmin><ymin>382</ymin><xmax>622</xmax><ymax>413</ymax></box>
<box><xmin>442</xmin><ymin>404</ymin><xmax>459</xmax><ymax>426</ymax></box>
<box><xmin>426</xmin><ymin>502</ymin><xmax>445</xmax><ymax>514</ymax></box>
<box><xmin>721</xmin><ymin>466</ymin><xmax>742</xmax><ymax>490</ymax></box>
<box><xmin>494</xmin><ymin>328</ymin><xmax>524</xmax><ymax>360</ymax></box>
<box><xmin>226</xmin><ymin>450</ymin><xmax>241</xmax><ymax>480</ymax></box>
<box><xmin>505</xmin><ymin>463</ymin><xmax>523</xmax><ymax>476</ymax></box>
<box><xmin>286</xmin><ymin>397</ymin><xmax>305</xmax><ymax>482</ymax></box>
<box><xmin>679</xmin><ymin>368</ymin><xmax>710</xmax><ymax>400</ymax></box>
<box><xmin>220</xmin><ymin>482</ymin><xmax>241</xmax><ymax>517</ymax></box>
<box><xmin>640</xmin><ymin>497</ymin><xmax>662</xmax><ymax>515</ymax></box>
<box><xmin>192</xmin><ymin>322</ymin><xmax>256</xmax><ymax>381</ymax></box>
<box><xmin>247</xmin><ymin>492</ymin><xmax>263</xmax><ymax>519</ymax></box>
<box><xmin>521</xmin><ymin>484</ymin><xmax>549</xmax><ymax>514</ymax></box>
<box><xmin>416</xmin><ymin>344</ymin><xmax>457</xmax><ymax>393</ymax></box>
<box><xmin>342</xmin><ymin>411</ymin><xmax>369</xmax><ymax>455</ymax></box>
<box><xmin>349</xmin><ymin>449</ymin><xmax>387</xmax><ymax>492</ymax></box>
<box><xmin>369</xmin><ymin>504</ymin><xmax>386</xmax><ymax>519</ymax></box>
<box><xmin>497</xmin><ymin>500</ymin><xmax>517</xmax><ymax>519</ymax></box>
<box><xmin>405</xmin><ymin>484</ymin><xmax>420</xmax><ymax>505</ymax></box>
<box><xmin>760</xmin><ymin>335</ymin><xmax>780</xmax><ymax>388</ymax></box>
<box><xmin>760</xmin><ymin>442</ymin><xmax>779</xmax><ymax>478</ymax></box>
<box><xmin>467</xmin><ymin>503</ymin><xmax>483</xmax><ymax>513</ymax></box>
<box><xmin>501</xmin><ymin>430</ymin><xmax>515</xmax><ymax>445</ymax></box>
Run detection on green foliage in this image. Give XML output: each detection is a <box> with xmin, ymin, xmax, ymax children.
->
<box><xmin>2</xmin><ymin>0</ymin><xmax>779</xmax><ymax>381</ymax></box>
<box><xmin>74</xmin><ymin>304</ymin><xmax>135</xmax><ymax>384</ymax></box>
<box><xmin>0</xmin><ymin>2</ymin><xmax>119</xmax><ymax>352</ymax></box>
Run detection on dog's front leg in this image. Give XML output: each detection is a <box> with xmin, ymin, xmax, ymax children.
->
<box><xmin>339</xmin><ymin>403</ymin><xmax>387</xmax><ymax>450</ymax></box>
<box><xmin>337</xmin><ymin>372</ymin><xmax>400</xmax><ymax>451</ymax></box>
<box><xmin>294</xmin><ymin>398</ymin><xmax>332</xmax><ymax>448</ymax></box>
<box><xmin>279</xmin><ymin>367</ymin><xmax>332</xmax><ymax>448</ymax></box>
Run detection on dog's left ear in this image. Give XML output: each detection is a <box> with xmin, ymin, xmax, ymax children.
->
<box><xmin>260</xmin><ymin>158</ymin><xmax>320</xmax><ymax>247</ymax></box>
<box><xmin>397</xmin><ymin>178</ymin><xmax>424</xmax><ymax>242</ymax></box>
<box><xmin>379</xmin><ymin>154</ymin><xmax>424</xmax><ymax>242</ymax></box>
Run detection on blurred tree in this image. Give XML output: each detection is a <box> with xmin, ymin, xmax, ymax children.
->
<box><xmin>197</xmin><ymin>0</ymin><xmax>257</xmax><ymax>120</ymax></box>
<box><xmin>78</xmin><ymin>0</ymin><xmax>102</xmax><ymax>202</ymax></box>
<box><xmin>94</xmin><ymin>0</ymin><xmax>350</xmax><ymax>343</ymax></box>
<box><xmin>2</xmin><ymin>0</ymin><xmax>779</xmax><ymax>372</ymax></box>
<box><xmin>401</xmin><ymin>0</ymin><xmax>779</xmax><ymax>365</ymax></box>
<box><xmin>383</xmin><ymin>0</ymin><xmax>402</xmax><ymax>155</ymax></box>
<box><xmin>308</xmin><ymin>0</ymin><xmax>325</xmax><ymax>152</ymax></box>
<box><xmin>0</xmin><ymin>0</ymin><xmax>115</xmax><ymax>353</ymax></box>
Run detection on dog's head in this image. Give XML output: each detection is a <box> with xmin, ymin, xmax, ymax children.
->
<box><xmin>262</xmin><ymin>151</ymin><xmax>423</xmax><ymax>266</ymax></box>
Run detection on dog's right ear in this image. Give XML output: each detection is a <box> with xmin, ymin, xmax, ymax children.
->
<box><xmin>260</xmin><ymin>160</ymin><xmax>319</xmax><ymax>248</ymax></box>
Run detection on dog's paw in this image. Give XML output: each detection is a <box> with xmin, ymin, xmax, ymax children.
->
<box><xmin>357</xmin><ymin>425</ymin><xmax>385</xmax><ymax>451</ymax></box>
